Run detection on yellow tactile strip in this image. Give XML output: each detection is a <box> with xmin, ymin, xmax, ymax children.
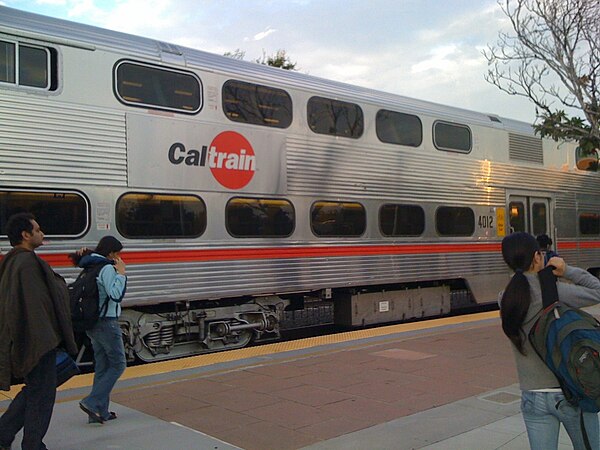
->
<box><xmin>3</xmin><ymin>311</ymin><xmax>498</xmax><ymax>400</ymax></box>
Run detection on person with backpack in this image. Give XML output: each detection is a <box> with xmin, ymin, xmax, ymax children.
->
<box><xmin>69</xmin><ymin>236</ymin><xmax>127</xmax><ymax>424</ymax></box>
<box><xmin>499</xmin><ymin>232</ymin><xmax>600</xmax><ymax>450</ymax></box>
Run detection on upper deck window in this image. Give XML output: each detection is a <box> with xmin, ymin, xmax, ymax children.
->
<box><xmin>0</xmin><ymin>40</ymin><xmax>55</xmax><ymax>90</ymax></box>
<box><xmin>376</xmin><ymin>110</ymin><xmax>422</xmax><ymax>147</ymax></box>
<box><xmin>433</xmin><ymin>121</ymin><xmax>472</xmax><ymax>153</ymax></box>
<box><xmin>223</xmin><ymin>80</ymin><xmax>292</xmax><ymax>128</ymax></box>
<box><xmin>115</xmin><ymin>61</ymin><xmax>202</xmax><ymax>114</ymax></box>
<box><xmin>307</xmin><ymin>96</ymin><xmax>364</xmax><ymax>139</ymax></box>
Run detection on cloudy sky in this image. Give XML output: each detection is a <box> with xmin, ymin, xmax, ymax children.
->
<box><xmin>2</xmin><ymin>0</ymin><xmax>539</xmax><ymax>123</ymax></box>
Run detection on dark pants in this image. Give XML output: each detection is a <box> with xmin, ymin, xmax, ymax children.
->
<box><xmin>0</xmin><ymin>349</ymin><xmax>57</xmax><ymax>450</ymax></box>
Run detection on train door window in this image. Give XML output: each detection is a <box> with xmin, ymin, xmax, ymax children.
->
<box><xmin>0</xmin><ymin>190</ymin><xmax>88</xmax><ymax>238</ymax></box>
<box><xmin>433</xmin><ymin>121</ymin><xmax>472</xmax><ymax>153</ymax></box>
<box><xmin>509</xmin><ymin>200</ymin><xmax>527</xmax><ymax>233</ymax></box>
<box><xmin>311</xmin><ymin>201</ymin><xmax>366</xmax><ymax>237</ymax></box>
<box><xmin>0</xmin><ymin>40</ymin><xmax>55</xmax><ymax>90</ymax></box>
<box><xmin>116</xmin><ymin>193</ymin><xmax>206</xmax><ymax>238</ymax></box>
<box><xmin>508</xmin><ymin>195</ymin><xmax>551</xmax><ymax>236</ymax></box>
<box><xmin>222</xmin><ymin>80</ymin><xmax>292</xmax><ymax>128</ymax></box>
<box><xmin>226</xmin><ymin>197</ymin><xmax>294</xmax><ymax>237</ymax></box>
<box><xmin>531</xmin><ymin>202</ymin><xmax>547</xmax><ymax>236</ymax></box>
<box><xmin>580</xmin><ymin>213</ymin><xmax>600</xmax><ymax>235</ymax></box>
<box><xmin>379</xmin><ymin>204</ymin><xmax>425</xmax><ymax>236</ymax></box>
<box><xmin>307</xmin><ymin>96</ymin><xmax>364</xmax><ymax>139</ymax></box>
<box><xmin>376</xmin><ymin>110</ymin><xmax>422</xmax><ymax>147</ymax></box>
<box><xmin>114</xmin><ymin>61</ymin><xmax>202</xmax><ymax>114</ymax></box>
<box><xmin>435</xmin><ymin>206</ymin><xmax>475</xmax><ymax>236</ymax></box>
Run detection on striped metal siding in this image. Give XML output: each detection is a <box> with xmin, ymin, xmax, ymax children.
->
<box><xmin>119</xmin><ymin>251</ymin><xmax>508</xmax><ymax>306</ymax></box>
<box><xmin>508</xmin><ymin>133</ymin><xmax>543</xmax><ymax>164</ymax></box>
<box><xmin>0</xmin><ymin>91</ymin><xmax>127</xmax><ymax>186</ymax></box>
<box><xmin>286</xmin><ymin>137</ymin><xmax>506</xmax><ymax>205</ymax></box>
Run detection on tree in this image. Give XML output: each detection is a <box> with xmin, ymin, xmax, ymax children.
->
<box><xmin>224</xmin><ymin>48</ymin><xmax>297</xmax><ymax>71</ymax></box>
<box><xmin>484</xmin><ymin>0</ymin><xmax>600</xmax><ymax>153</ymax></box>
<box><xmin>255</xmin><ymin>49</ymin><xmax>297</xmax><ymax>71</ymax></box>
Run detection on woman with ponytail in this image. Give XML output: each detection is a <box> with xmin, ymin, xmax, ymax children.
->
<box><xmin>500</xmin><ymin>232</ymin><xmax>600</xmax><ymax>449</ymax></box>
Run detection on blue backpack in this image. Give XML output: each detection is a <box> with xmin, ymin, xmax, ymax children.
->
<box><xmin>529</xmin><ymin>266</ymin><xmax>600</xmax><ymax>449</ymax></box>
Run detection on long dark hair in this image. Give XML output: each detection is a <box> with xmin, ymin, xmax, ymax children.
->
<box><xmin>69</xmin><ymin>235</ymin><xmax>124</xmax><ymax>266</ymax></box>
<box><xmin>500</xmin><ymin>232</ymin><xmax>539</xmax><ymax>355</ymax></box>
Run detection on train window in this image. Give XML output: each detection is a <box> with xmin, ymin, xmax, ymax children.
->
<box><xmin>307</xmin><ymin>96</ymin><xmax>364</xmax><ymax>139</ymax></box>
<box><xmin>575</xmin><ymin>147</ymin><xmax>599</xmax><ymax>171</ymax></box>
<box><xmin>226</xmin><ymin>197</ymin><xmax>294</xmax><ymax>237</ymax></box>
<box><xmin>0</xmin><ymin>40</ymin><xmax>54</xmax><ymax>90</ymax></box>
<box><xmin>115</xmin><ymin>61</ymin><xmax>202</xmax><ymax>114</ymax></box>
<box><xmin>580</xmin><ymin>213</ymin><xmax>600</xmax><ymax>235</ymax></box>
<box><xmin>0</xmin><ymin>190</ymin><xmax>88</xmax><ymax>238</ymax></box>
<box><xmin>435</xmin><ymin>206</ymin><xmax>474</xmax><ymax>236</ymax></box>
<box><xmin>379</xmin><ymin>204</ymin><xmax>425</xmax><ymax>236</ymax></box>
<box><xmin>531</xmin><ymin>202</ymin><xmax>547</xmax><ymax>236</ymax></box>
<box><xmin>222</xmin><ymin>80</ymin><xmax>292</xmax><ymax>128</ymax></box>
<box><xmin>433</xmin><ymin>121</ymin><xmax>472</xmax><ymax>153</ymax></box>
<box><xmin>311</xmin><ymin>201</ymin><xmax>366</xmax><ymax>237</ymax></box>
<box><xmin>376</xmin><ymin>110</ymin><xmax>422</xmax><ymax>147</ymax></box>
<box><xmin>509</xmin><ymin>201</ymin><xmax>526</xmax><ymax>233</ymax></box>
<box><xmin>116</xmin><ymin>193</ymin><xmax>206</xmax><ymax>238</ymax></box>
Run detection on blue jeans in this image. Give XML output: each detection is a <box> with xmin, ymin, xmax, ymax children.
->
<box><xmin>82</xmin><ymin>318</ymin><xmax>126</xmax><ymax>420</ymax></box>
<box><xmin>0</xmin><ymin>349</ymin><xmax>57</xmax><ymax>450</ymax></box>
<box><xmin>521</xmin><ymin>390</ymin><xmax>600</xmax><ymax>450</ymax></box>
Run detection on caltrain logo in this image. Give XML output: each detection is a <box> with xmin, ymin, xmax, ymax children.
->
<box><xmin>168</xmin><ymin>131</ymin><xmax>256</xmax><ymax>189</ymax></box>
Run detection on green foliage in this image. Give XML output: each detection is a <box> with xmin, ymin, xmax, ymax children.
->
<box><xmin>255</xmin><ymin>49</ymin><xmax>297</xmax><ymax>70</ymax></box>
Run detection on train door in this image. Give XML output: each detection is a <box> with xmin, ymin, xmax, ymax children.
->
<box><xmin>508</xmin><ymin>195</ymin><xmax>552</xmax><ymax>237</ymax></box>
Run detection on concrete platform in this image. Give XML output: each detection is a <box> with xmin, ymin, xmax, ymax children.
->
<box><xmin>3</xmin><ymin>304</ymin><xmax>600</xmax><ymax>449</ymax></box>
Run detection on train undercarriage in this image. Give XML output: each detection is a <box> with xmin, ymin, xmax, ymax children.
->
<box><xmin>74</xmin><ymin>280</ymin><xmax>479</xmax><ymax>366</ymax></box>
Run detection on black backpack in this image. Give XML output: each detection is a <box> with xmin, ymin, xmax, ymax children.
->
<box><xmin>69</xmin><ymin>261</ymin><xmax>112</xmax><ymax>332</ymax></box>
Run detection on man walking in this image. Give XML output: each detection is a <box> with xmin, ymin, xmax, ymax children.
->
<box><xmin>0</xmin><ymin>213</ymin><xmax>77</xmax><ymax>450</ymax></box>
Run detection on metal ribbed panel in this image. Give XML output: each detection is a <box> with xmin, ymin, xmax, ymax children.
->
<box><xmin>0</xmin><ymin>91</ymin><xmax>127</xmax><ymax>186</ymax></box>
<box><xmin>508</xmin><ymin>133</ymin><xmax>543</xmax><ymax>164</ymax></box>
<box><xmin>286</xmin><ymin>137</ymin><xmax>507</xmax><ymax>205</ymax></box>
<box><xmin>121</xmin><ymin>252</ymin><xmax>507</xmax><ymax>306</ymax></box>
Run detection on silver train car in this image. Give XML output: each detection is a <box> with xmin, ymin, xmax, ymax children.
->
<box><xmin>2</xmin><ymin>6</ymin><xmax>600</xmax><ymax>363</ymax></box>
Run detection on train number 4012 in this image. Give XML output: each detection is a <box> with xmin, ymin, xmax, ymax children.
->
<box><xmin>478</xmin><ymin>215</ymin><xmax>494</xmax><ymax>229</ymax></box>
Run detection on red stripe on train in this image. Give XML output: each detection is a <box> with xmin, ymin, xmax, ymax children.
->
<box><xmin>34</xmin><ymin>241</ymin><xmax>600</xmax><ymax>267</ymax></box>
<box><xmin>40</xmin><ymin>242</ymin><xmax>502</xmax><ymax>267</ymax></box>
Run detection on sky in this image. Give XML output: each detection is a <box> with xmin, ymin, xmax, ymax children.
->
<box><xmin>2</xmin><ymin>0</ymin><xmax>540</xmax><ymax>123</ymax></box>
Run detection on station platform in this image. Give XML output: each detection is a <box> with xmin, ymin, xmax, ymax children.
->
<box><xmin>3</xmin><ymin>305</ymin><xmax>600</xmax><ymax>450</ymax></box>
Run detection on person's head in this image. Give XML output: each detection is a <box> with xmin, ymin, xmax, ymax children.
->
<box><xmin>500</xmin><ymin>232</ymin><xmax>542</xmax><ymax>355</ymax></box>
<box><xmin>5</xmin><ymin>213</ymin><xmax>44</xmax><ymax>249</ymax></box>
<box><xmin>94</xmin><ymin>235</ymin><xmax>123</xmax><ymax>260</ymax></box>
<box><xmin>536</xmin><ymin>234</ymin><xmax>552</xmax><ymax>250</ymax></box>
<box><xmin>502</xmin><ymin>232</ymin><xmax>543</xmax><ymax>273</ymax></box>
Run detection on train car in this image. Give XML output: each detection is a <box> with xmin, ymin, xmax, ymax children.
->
<box><xmin>1</xmin><ymin>6</ymin><xmax>599</xmax><ymax>363</ymax></box>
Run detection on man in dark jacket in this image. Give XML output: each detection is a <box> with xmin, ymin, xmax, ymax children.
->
<box><xmin>0</xmin><ymin>213</ymin><xmax>77</xmax><ymax>450</ymax></box>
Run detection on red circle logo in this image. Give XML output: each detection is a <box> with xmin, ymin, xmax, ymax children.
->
<box><xmin>209</xmin><ymin>131</ymin><xmax>256</xmax><ymax>189</ymax></box>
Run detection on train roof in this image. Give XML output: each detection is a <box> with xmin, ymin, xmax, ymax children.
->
<box><xmin>0</xmin><ymin>5</ymin><xmax>536</xmax><ymax>135</ymax></box>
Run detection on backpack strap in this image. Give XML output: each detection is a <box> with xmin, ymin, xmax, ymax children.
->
<box><xmin>538</xmin><ymin>265</ymin><xmax>558</xmax><ymax>309</ymax></box>
<box><xmin>91</xmin><ymin>260</ymin><xmax>114</xmax><ymax>318</ymax></box>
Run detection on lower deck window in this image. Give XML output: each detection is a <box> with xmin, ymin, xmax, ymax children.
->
<box><xmin>380</xmin><ymin>204</ymin><xmax>425</xmax><ymax>236</ymax></box>
<box><xmin>311</xmin><ymin>201</ymin><xmax>366</xmax><ymax>237</ymax></box>
<box><xmin>0</xmin><ymin>190</ymin><xmax>88</xmax><ymax>237</ymax></box>
<box><xmin>435</xmin><ymin>206</ymin><xmax>474</xmax><ymax>236</ymax></box>
<box><xmin>226</xmin><ymin>197</ymin><xmax>294</xmax><ymax>237</ymax></box>
<box><xmin>117</xmin><ymin>193</ymin><xmax>206</xmax><ymax>238</ymax></box>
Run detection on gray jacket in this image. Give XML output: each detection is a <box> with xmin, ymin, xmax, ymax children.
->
<box><xmin>502</xmin><ymin>266</ymin><xmax>600</xmax><ymax>391</ymax></box>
